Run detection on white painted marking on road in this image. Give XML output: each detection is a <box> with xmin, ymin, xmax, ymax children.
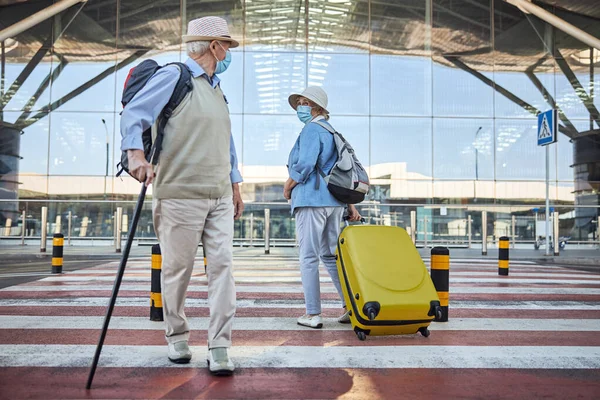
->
<box><xmin>1</xmin><ymin>316</ymin><xmax>599</xmax><ymax>331</ymax></box>
<box><xmin>35</xmin><ymin>276</ymin><xmax>342</xmax><ymax>284</ymax></box>
<box><xmin>0</xmin><ymin>273</ymin><xmax>53</xmax><ymax>278</ymax></box>
<box><xmin>0</xmin><ymin>298</ymin><xmax>597</xmax><ymax>310</ymax></box>
<box><xmin>0</xmin><ymin>345</ymin><xmax>598</xmax><ymax>369</ymax></box>
<box><xmin>12</xmin><ymin>280</ymin><xmax>600</xmax><ymax>294</ymax></box>
<box><xmin>3</xmin><ymin>278</ymin><xmax>600</xmax><ymax>293</ymax></box>
<box><xmin>59</xmin><ymin>269</ymin><xmax>600</xmax><ymax>280</ymax></box>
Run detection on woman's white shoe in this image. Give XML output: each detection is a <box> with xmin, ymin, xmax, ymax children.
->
<box><xmin>297</xmin><ymin>314</ymin><xmax>323</xmax><ymax>328</ymax></box>
<box><xmin>337</xmin><ymin>310</ymin><xmax>351</xmax><ymax>324</ymax></box>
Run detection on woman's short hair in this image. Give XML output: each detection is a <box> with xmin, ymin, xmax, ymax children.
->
<box><xmin>308</xmin><ymin>99</ymin><xmax>330</xmax><ymax>120</ymax></box>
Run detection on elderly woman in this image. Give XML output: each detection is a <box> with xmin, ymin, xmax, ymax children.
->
<box><xmin>283</xmin><ymin>86</ymin><xmax>361</xmax><ymax>328</ymax></box>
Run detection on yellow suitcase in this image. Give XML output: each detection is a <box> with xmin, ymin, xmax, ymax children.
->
<box><xmin>336</xmin><ymin>224</ymin><xmax>442</xmax><ymax>341</ymax></box>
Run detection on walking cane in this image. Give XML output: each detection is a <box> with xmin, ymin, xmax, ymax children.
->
<box><xmin>86</xmin><ymin>182</ymin><xmax>147</xmax><ymax>389</ymax></box>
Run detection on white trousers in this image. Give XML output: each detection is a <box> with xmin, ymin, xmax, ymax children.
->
<box><xmin>153</xmin><ymin>196</ymin><xmax>235</xmax><ymax>349</ymax></box>
<box><xmin>295</xmin><ymin>206</ymin><xmax>345</xmax><ymax>315</ymax></box>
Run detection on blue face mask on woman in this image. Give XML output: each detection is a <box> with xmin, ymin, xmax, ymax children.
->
<box><xmin>296</xmin><ymin>105</ymin><xmax>313</xmax><ymax>124</ymax></box>
<box><xmin>214</xmin><ymin>42</ymin><xmax>231</xmax><ymax>75</ymax></box>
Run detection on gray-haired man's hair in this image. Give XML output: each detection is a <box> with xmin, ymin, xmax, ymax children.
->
<box><xmin>186</xmin><ymin>41</ymin><xmax>211</xmax><ymax>57</ymax></box>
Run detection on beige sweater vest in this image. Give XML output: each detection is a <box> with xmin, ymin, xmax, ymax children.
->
<box><xmin>153</xmin><ymin>75</ymin><xmax>232</xmax><ymax>199</ymax></box>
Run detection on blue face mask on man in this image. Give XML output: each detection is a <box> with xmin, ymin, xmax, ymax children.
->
<box><xmin>296</xmin><ymin>105</ymin><xmax>313</xmax><ymax>124</ymax></box>
<box><xmin>214</xmin><ymin>42</ymin><xmax>231</xmax><ymax>75</ymax></box>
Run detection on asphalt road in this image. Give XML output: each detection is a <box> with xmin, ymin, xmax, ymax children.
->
<box><xmin>0</xmin><ymin>258</ymin><xmax>118</xmax><ymax>289</ymax></box>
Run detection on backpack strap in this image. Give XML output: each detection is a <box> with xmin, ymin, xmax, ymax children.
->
<box><xmin>311</xmin><ymin>120</ymin><xmax>335</xmax><ymax>190</ymax></box>
<box><xmin>163</xmin><ymin>62</ymin><xmax>193</xmax><ymax>118</ymax></box>
<box><xmin>150</xmin><ymin>62</ymin><xmax>193</xmax><ymax>166</ymax></box>
<box><xmin>313</xmin><ymin>120</ymin><xmax>336</xmax><ymax>134</ymax></box>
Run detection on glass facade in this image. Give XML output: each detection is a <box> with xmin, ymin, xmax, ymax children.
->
<box><xmin>1</xmin><ymin>0</ymin><xmax>599</xmax><ymax>244</ymax></box>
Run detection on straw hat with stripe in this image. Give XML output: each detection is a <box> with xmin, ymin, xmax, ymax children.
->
<box><xmin>182</xmin><ymin>16</ymin><xmax>239</xmax><ymax>48</ymax></box>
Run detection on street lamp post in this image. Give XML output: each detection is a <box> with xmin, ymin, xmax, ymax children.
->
<box><xmin>102</xmin><ymin>119</ymin><xmax>109</xmax><ymax>200</ymax></box>
<box><xmin>474</xmin><ymin>126</ymin><xmax>482</xmax><ymax>200</ymax></box>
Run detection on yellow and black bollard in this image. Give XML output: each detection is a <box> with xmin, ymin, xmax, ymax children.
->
<box><xmin>203</xmin><ymin>245</ymin><xmax>207</xmax><ymax>274</ymax></box>
<box><xmin>150</xmin><ymin>244</ymin><xmax>163</xmax><ymax>321</ymax></box>
<box><xmin>51</xmin><ymin>233</ymin><xmax>64</xmax><ymax>274</ymax></box>
<box><xmin>430</xmin><ymin>246</ymin><xmax>449</xmax><ymax>322</ymax></box>
<box><xmin>499</xmin><ymin>236</ymin><xmax>509</xmax><ymax>276</ymax></box>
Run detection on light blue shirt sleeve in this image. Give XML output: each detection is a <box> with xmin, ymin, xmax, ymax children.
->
<box><xmin>289</xmin><ymin>124</ymin><xmax>320</xmax><ymax>183</ymax></box>
<box><xmin>230</xmin><ymin>134</ymin><xmax>243</xmax><ymax>184</ymax></box>
<box><xmin>120</xmin><ymin>66</ymin><xmax>180</xmax><ymax>151</ymax></box>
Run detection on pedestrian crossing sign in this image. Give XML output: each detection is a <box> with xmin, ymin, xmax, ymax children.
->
<box><xmin>537</xmin><ymin>109</ymin><xmax>557</xmax><ymax>146</ymax></box>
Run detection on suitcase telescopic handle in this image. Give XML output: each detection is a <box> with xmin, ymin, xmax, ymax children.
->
<box><xmin>343</xmin><ymin>216</ymin><xmax>366</xmax><ymax>226</ymax></box>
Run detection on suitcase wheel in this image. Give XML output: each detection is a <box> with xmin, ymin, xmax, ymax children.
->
<box><xmin>435</xmin><ymin>307</ymin><xmax>443</xmax><ymax>321</ymax></box>
<box><xmin>418</xmin><ymin>327</ymin><xmax>431</xmax><ymax>338</ymax></box>
<box><xmin>356</xmin><ymin>331</ymin><xmax>367</xmax><ymax>341</ymax></box>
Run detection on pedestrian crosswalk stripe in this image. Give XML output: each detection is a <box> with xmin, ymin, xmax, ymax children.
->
<box><xmin>1</xmin><ymin>316</ymin><xmax>599</xmax><ymax>331</ymax></box>
<box><xmin>0</xmin><ymin>344</ymin><xmax>598</xmax><ymax>369</ymax></box>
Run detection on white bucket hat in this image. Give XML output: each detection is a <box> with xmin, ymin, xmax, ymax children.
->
<box><xmin>182</xmin><ymin>16</ymin><xmax>239</xmax><ymax>48</ymax></box>
<box><xmin>288</xmin><ymin>86</ymin><xmax>329</xmax><ymax>114</ymax></box>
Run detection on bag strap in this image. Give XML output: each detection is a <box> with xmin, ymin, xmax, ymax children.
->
<box><xmin>151</xmin><ymin>62</ymin><xmax>193</xmax><ymax>166</ymax></box>
<box><xmin>311</xmin><ymin>120</ymin><xmax>335</xmax><ymax>190</ymax></box>
<box><xmin>313</xmin><ymin>120</ymin><xmax>336</xmax><ymax>134</ymax></box>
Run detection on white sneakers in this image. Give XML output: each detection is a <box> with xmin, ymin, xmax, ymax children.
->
<box><xmin>167</xmin><ymin>341</ymin><xmax>234</xmax><ymax>376</ymax></box>
<box><xmin>297</xmin><ymin>314</ymin><xmax>323</xmax><ymax>329</ymax></box>
<box><xmin>298</xmin><ymin>310</ymin><xmax>351</xmax><ymax>328</ymax></box>
<box><xmin>168</xmin><ymin>340</ymin><xmax>192</xmax><ymax>364</ymax></box>
<box><xmin>207</xmin><ymin>347</ymin><xmax>235</xmax><ymax>376</ymax></box>
<box><xmin>338</xmin><ymin>310</ymin><xmax>351</xmax><ymax>324</ymax></box>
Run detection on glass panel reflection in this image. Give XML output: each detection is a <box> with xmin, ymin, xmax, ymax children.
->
<box><xmin>49</xmin><ymin>56</ymin><xmax>117</xmax><ymax>112</ymax></box>
<box><xmin>327</xmin><ymin>117</ymin><xmax>369</xmax><ymax>164</ymax></box>
<box><xmin>556</xmin><ymin>127</ymin><xmax>574</xmax><ymax>182</ymax></box>
<box><xmin>244</xmin><ymin>0</ymin><xmax>306</xmax><ymax>52</ymax></box>
<box><xmin>2</xmin><ymin>45</ymin><xmax>53</xmax><ymax>112</ymax></box>
<box><xmin>118</xmin><ymin>0</ymin><xmax>181</xmax><ymax>50</ymax></box>
<box><xmin>371</xmin><ymin>117</ymin><xmax>432</xmax><ymax>178</ymax></box>
<box><xmin>49</xmin><ymin>112</ymin><xmax>116</xmax><ymax>176</ymax></box>
<box><xmin>493</xmin><ymin>59</ymin><xmax>555</xmax><ymax>119</ymax></box>
<box><xmin>369</xmin><ymin>179</ymin><xmax>433</xmax><ymax>202</ymax></box>
<box><xmin>433</xmin><ymin>118</ymin><xmax>494</xmax><ymax>180</ymax></box>
<box><xmin>243</xmin><ymin>52</ymin><xmax>307</xmax><ymax>114</ymax></box>
<box><xmin>433</xmin><ymin>0</ymin><xmax>491</xmax><ymax>54</ymax></box>
<box><xmin>555</xmin><ymin>70</ymin><xmax>592</xmax><ymax>122</ymax></box>
<box><xmin>371</xmin><ymin>55</ymin><xmax>432</xmax><ymax>116</ymax></box>
<box><xmin>3</xmin><ymin>112</ymin><xmax>50</xmax><ymax>175</ymax></box>
<box><xmin>495</xmin><ymin>180</ymin><xmax>573</xmax><ymax>203</ymax></box>
<box><xmin>230</xmin><ymin>114</ymin><xmax>243</xmax><ymax>167</ymax></box>
<box><xmin>495</xmin><ymin>118</ymin><xmax>556</xmax><ymax>181</ymax></box>
<box><xmin>218</xmin><ymin>51</ymin><xmax>244</xmax><ymax>115</ymax></box>
<box><xmin>314</xmin><ymin>53</ymin><xmax>369</xmax><ymax>116</ymax></box>
<box><xmin>18</xmin><ymin>175</ymin><xmax>48</xmax><ymax>199</ymax></box>
<box><xmin>554</xmin><ymin>48</ymin><xmax>599</xmax><ymax>122</ymax></box>
<box><xmin>371</xmin><ymin>0</ymin><xmax>428</xmax><ymax>53</ymax></box>
<box><xmin>433</xmin><ymin>180</ymin><xmax>475</xmax><ymax>201</ymax></box>
<box><xmin>308</xmin><ymin>0</ymin><xmax>369</xmax><ymax>53</ymax></box>
<box><xmin>243</xmin><ymin>114</ymin><xmax>301</xmax><ymax>169</ymax></box>
<box><xmin>53</xmin><ymin>0</ymin><xmax>117</xmax><ymax>53</ymax></box>
<box><xmin>48</xmin><ymin>176</ymin><xmax>107</xmax><ymax>200</ymax></box>
<box><xmin>432</xmin><ymin>56</ymin><xmax>494</xmax><ymax>117</ymax></box>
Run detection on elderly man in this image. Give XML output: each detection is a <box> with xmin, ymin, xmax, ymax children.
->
<box><xmin>120</xmin><ymin>16</ymin><xmax>242</xmax><ymax>376</ymax></box>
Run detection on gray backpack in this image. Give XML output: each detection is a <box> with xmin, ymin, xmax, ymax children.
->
<box><xmin>313</xmin><ymin>120</ymin><xmax>370</xmax><ymax>204</ymax></box>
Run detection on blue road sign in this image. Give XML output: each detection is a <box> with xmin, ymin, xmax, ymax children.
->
<box><xmin>537</xmin><ymin>109</ymin><xmax>557</xmax><ymax>146</ymax></box>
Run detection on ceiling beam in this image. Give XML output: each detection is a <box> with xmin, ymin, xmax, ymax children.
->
<box><xmin>17</xmin><ymin>49</ymin><xmax>148</xmax><ymax>129</ymax></box>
